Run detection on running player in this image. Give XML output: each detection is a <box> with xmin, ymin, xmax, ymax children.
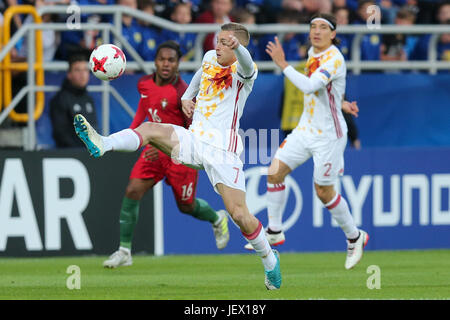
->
<box><xmin>260</xmin><ymin>13</ymin><xmax>368</xmax><ymax>270</ymax></box>
<box><xmin>102</xmin><ymin>41</ymin><xmax>229</xmax><ymax>268</ymax></box>
<box><xmin>74</xmin><ymin>23</ymin><xmax>282</xmax><ymax>289</ymax></box>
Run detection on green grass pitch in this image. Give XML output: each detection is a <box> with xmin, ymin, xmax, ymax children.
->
<box><xmin>1</xmin><ymin>250</ymin><xmax>449</xmax><ymax>300</ymax></box>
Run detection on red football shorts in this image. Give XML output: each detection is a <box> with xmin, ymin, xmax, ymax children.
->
<box><xmin>129</xmin><ymin>145</ymin><xmax>198</xmax><ymax>204</ymax></box>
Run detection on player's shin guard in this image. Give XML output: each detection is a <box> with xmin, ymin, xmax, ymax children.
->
<box><xmin>103</xmin><ymin>128</ymin><xmax>142</xmax><ymax>152</ymax></box>
<box><xmin>267</xmin><ymin>183</ymin><xmax>286</xmax><ymax>232</ymax></box>
<box><xmin>119</xmin><ymin>197</ymin><xmax>140</xmax><ymax>249</ymax></box>
<box><xmin>188</xmin><ymin>198</ymin><xmax>219</xmax><ymax>224</ymax></box>
<box><xmin>242</xmin><ymin>222</ymin><xmax>277</xmax><ymax>271</ymax></box>
<box><xmin>325</xmin><ymin>194</ymin><xmax>359</xmax><ymax>239</ymax></box>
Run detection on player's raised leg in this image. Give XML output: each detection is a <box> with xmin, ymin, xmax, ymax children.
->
<box><xmin>74</xmin><ymin>114</ymin><xmax>181</xmax><ymax>159</ymax></box>
<box><xmin>315</xmin><ymin>183</ymin><xmax>369</xmax><ymax>269</ymax></box>
<box><xmin>103</xmin><ymin>178</ymin><xmax>156</xmax><ymax>268</ymax></box>
<box><xmin>216</xmin><ymin>183</ymin><xmax>281</xmax><ymax>290</ymax></box>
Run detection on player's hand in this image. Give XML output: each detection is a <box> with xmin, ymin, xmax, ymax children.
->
<box><xmin>225</xmin><ymin>34</ymin><xmax>240</xmax><ymax>50</ymax></box>
<box><xmin>352</xmin><ymin>139</ymin><xmax>362</xmax><ymax>150</ymax></box>
<box><xmin>342</xmin><ymin>100</ymin><xmax>359</xmax><ymax>117</ymax></box>
<box><xmin>266</xmin><ymin>37</ymin><xmax>289</xmax><ymax>70</ymax></box>
<box><xmin>143</xmin><ymin>145</ymin><xmax>159</xmax><ymax>162</ymax></box>
<box><xmin>182</xmin><ymin>99</ymin><xmax>195</xmax><ymax>118</ymax></box>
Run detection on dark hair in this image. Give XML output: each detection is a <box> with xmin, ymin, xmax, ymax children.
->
<box><xmin>333</xmin><ymin>6</ymin><xmax>349</xmax><ymax>15</ymax></box>
<box><xmin>138</xmin><ymin>0</ymin><xmax>154</xmax><ymax>10</ymax></box>
<box><xmin>232</xmin><ymin>7</ymin><xmax>254</xmax><ymax>24</ymax></box>
<box><xmin>68</xmin><ymin>55</ymin><xmax>88</xmax><ymax>72</ymax></box>
<box><xmin>438</xmin><ymin>0</ymin><xmax>450</xmax><ymax>11</ymax></box>
<box><xmin>310</xmin><ymin>13</ymin><xmax>340</xmax><ymax>46</ymax></box>
<box><xmin>277</xmin><ymin>9</ymin><xmax>301</xmax><ymax>23</ymax></box>
<box><xmin>156</xmin><ymin>40</ymin><xmax>182</xmax><ymax>61</ymax></box>
<box><xmin>396</xmin><ymin>8</ymin><xmax>416</xmax><ymax>22</ymax></box>
<box><xmin>358</xmin><ymin>0</ymin><xmax>375</xmax><ymax>10</ymax></box>
<box><xmin>437</xmin><ymin>1</ymin><xmax>450</xmax><ymax>22</ymax></box>
<box><xmin>172</xmin><ymin>1</ymin><xmax>191</xmax><ymax>12</ymax></box>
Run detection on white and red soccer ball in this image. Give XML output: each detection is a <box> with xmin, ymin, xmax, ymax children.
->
<box><xmin>89</xmin><ymin>44</ymin><xmax>126</xmax><ymax>81</ymax></box>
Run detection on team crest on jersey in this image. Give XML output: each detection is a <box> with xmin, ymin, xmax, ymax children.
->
<box><xmin>160</xmin><ymin>98</ymin><xmax>168</xmax><ymax>109</ymax></box>
<box><xmin>306</xmin><ymin>57</ymin><xmax>321</xmax><ymax>77</ymax></box>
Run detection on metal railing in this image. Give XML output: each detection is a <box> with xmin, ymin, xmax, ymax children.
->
<box><xmin>1</xmin><ymin>4</ymin><xmax>450</xmax><ymax>150</ymax></box>
<box><xmin>36</xmin><ymin>5</ymin><xmax>450</xmax><ymax>73</ymax></box>
<box><xmin>0</xmin><ymin>21</ymin><xmax>137</xmax><ymax>149</ymax></box>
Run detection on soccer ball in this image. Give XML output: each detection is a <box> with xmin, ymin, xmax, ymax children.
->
<box><xmin>89</xmin><ymin>44</ymin><xmax>126</xmax><ymax>81</ymax></box>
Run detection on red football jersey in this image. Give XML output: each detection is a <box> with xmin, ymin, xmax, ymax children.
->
<box><xmin>130</xmin><ymin>74</ymin><xmax>190</xmax><ymax>129</ymax></box>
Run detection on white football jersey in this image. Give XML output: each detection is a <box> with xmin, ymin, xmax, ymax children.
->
<box><xmin>189</xmin><ymin>50</ymin><xmax>258</xmax><ymax>155</ymax></box>
<box><xmin>295</xmin><ymin>45</ymin><xmax>347</xmax><ymax>140</ymax></box>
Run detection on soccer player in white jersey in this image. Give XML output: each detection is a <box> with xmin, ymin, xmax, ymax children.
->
<box><xmin>73</xmin><ymin>23</ymin><xmax>282</xmax><ymax>290</ymax></box>
<box><xmin>257</xmin><ymin>13</ymin><xmax>369</xmax><ymax>270</ymax></box>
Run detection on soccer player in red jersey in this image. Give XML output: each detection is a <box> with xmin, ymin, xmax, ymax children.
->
<box><xmin>103</xmin><ymin>41</ymin><xmax>229</xmax><ymax>268</ymax></box>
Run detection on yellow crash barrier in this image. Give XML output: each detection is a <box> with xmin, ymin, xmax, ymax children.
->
<box><xmin>2</xmin><ymin>5</ymin><xmax>44</xmax><ymax>122</ymax></box>
<box><xmin>0</xmin><ymin>39</ymin><xmax>2</xmax><ymax>112</ymax></box>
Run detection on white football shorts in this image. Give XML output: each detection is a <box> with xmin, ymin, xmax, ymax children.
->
<box><xmin>274</xmin><ymin>130</ymin><xmax>347</xmax><ymax>186</ymax></box>
<box><xmin>171</xmin><ymin>124</ymin><xmax>246</xmax><ymax>193</ymax></box>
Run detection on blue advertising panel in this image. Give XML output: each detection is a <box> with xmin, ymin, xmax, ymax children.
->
<box><xmin>162</xmin><ymin>147</ymin><xmax>450</xmax><ymax>254</ymax></box>
<box><xmin>37</xmin><ymin>73</ymin><xmax>450</xmax><ymax>149</ymax></box>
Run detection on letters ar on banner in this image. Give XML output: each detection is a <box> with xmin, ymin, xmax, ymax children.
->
<box><xmin>0</xmin><ymin>150</ymin><xmax>155</xmax><ymax>257</ymax></box>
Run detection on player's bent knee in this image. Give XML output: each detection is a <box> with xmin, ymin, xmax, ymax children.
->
<box><xmin>125</xmin><ymin>179</ymin><xmax>152</xmax><ymax>200</ymax></box>
<box><xmin>267</xmin><ymin>161</ymin><xmax>289</xmax><ymax>184</ymax></box>
<box><xmin>315</xmin><ymin>185</ymin><xmax>335</xmax><ymax>204</ymax></box>
<box><xmin>267</xmin><ymin>172</ymin><xmax>285</xmax><ymax>184</ymax></box>
<box><xmin>227</xmin><ymin>204</ymin><xmax>246</xmax><ymax>224</ymax></box>
<box><xmin>137</xmin><ymin>122</ymin><xmax>165</xmax><ymax>142</ymax></box>
<box><xmin>125</xmin><ymin>187</ymin><xmax>144</xmax><ymax>201</ymax></box>
<box><xmin>177</xmin><ymin>202</ymin><xmax>195</xmax><ymax>214</ymax></box>
<box><xmin>229</xmin><ymin>211</ymin><xmax>245</xmax><ymax>225</ymax></box>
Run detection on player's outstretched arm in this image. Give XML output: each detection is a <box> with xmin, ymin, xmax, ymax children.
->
<box><xmin>229</xmin><ymin>36</ymin><xmax>255</xmax><ymax>78</ymax></box>
<box><xmin>265</xmin><ymin>37</ymin><xmax>289</xmax><ymax>70</ymax></box>
<box><xmin>266</xmin><ymin>37</ymin><xmax>324</xmax><ymax>94</ymax></box>
<box><xmin>223</xmin><ymin>34</ymin><xmax>255</xmax><ymax>78</ymax></box>
<box><xmin>181</xmin><ymin>67</ymin><xmax>202</xmax><ymax>118</ymax></box>
<box><xmin>182</xmin><ymin>67</ymin><xmax>202</xmax><ymax>101</ymax></box>
<box><xmin>235</xmin><ymin>45</ymin><xmax>255</xmax><ymax>79</ymax></box>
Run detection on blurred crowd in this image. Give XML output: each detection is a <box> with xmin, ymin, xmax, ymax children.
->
<box><xmin>0</xmin><ymin>0</ymin><xmax>449</xmax><ymax>65</ymax></box>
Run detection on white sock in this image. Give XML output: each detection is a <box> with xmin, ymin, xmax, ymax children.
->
<box><xmin>242</xmin><ymin>222</ymin><xmax>277</xmax><ymax>271</ymax></box>
<box><xmin>119</xmin><ymin>246</ymin><xmax>131</xmax><ymax>255</ymax></box>
<box><xmin>103</xmin><ymin>128</ymin><xmax>142</xmax><ymax>152</ymax></box>
<box><xmin>325</xmin><ymin>193</ymin><xmax>359</xmax><ymax>239</ymax></box>
<box><xmin>267</xmin><ymin>182</ymin><xmax>286</xmax><ymax>232</ymax></box>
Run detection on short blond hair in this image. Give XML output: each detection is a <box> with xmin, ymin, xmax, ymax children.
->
<box><xmin>221</xmin><ymin>22</ymin><xmax>250</xmax><ymax>47</ymax></box>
